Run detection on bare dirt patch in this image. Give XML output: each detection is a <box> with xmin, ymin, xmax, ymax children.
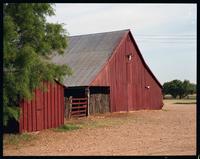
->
<box><xmin>3</xmin><ymin>102</ymin><xmax>196</xmax><ymax>156</ymax></box>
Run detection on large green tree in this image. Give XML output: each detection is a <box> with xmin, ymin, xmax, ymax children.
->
<box><xmin>3</xmin><ymin>3</ymin><xmax>72</xmax><ymax>126</ymax></box>
<box><xmin>163</xmin><ymin>80</ymin><xmax>183</xmax><ymax>98</ymax></box>
<box><xmin>163</xmin><ymin>79</ymin><xmax>196</xmax><ymax>99</ymax></box>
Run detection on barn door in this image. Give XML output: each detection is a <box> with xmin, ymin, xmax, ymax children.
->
<box><xmin>35</xmin><ymin>90</ymin><xmax>44</xmax><ymax>131</ymax></box>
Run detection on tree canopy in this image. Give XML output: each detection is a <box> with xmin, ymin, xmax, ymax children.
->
<box><xmin>3</xmin><ymin>3</ymin><xmax>72</xmax><ymax>126</ymax></box>
<box><xmin>163</xmin><ymin>79</ymin><xmax>196</xmax><ymax>99</ymax></box>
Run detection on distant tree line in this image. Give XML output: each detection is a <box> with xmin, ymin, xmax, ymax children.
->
<box><xmin>162</xmin><ymin>80</ymin><xmax>196</xmax><ymax>99</ymax></box>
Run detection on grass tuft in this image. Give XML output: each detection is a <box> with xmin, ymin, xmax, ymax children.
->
<box><xmin>3</xmin><ymin>133</ymin><xmax>36</xmax><ymax>146</ymax></box>
<box><xmin>53</xmin><ymin>124</ymin><xmax>81</xmax><ymax>132</ymax></box>
<box><xmin>163</xmin><ymin>99</ymin><xmax>196</xmax><ymax>105</ymax></box>
<box><xmin>174</xmin><ymin>102</ymin><xmax>196</xmax><ymax>104</ymax></box>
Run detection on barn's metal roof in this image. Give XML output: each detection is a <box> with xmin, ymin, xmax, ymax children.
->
<box><xmin>51</xmin><ymin>30</ymin><xmax>128</xmax><ymax>87</ymax></box>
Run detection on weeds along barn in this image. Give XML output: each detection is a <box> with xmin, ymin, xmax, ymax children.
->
<box><xmin>19</xmin><ymin>29</ymin><xmax>163</xmax><ymax>132</ymax></box>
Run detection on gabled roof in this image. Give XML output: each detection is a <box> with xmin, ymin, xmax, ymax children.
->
<box><xmin>51</xmin><ymin>29</ymin><xmax>162</xmax><ymax>89</ymax></box>
<box><xmin>128</xmin><ymin>31</ymin><xmax>163</xmax><ymax>89</ymax></box>
<box><xmin>51</xmin><ymin>29</ymin><xmax>128</xmax><ymax>87</ymax></box>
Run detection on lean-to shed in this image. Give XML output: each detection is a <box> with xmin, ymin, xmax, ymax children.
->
<box><xmin>18</xmin><ymin>81</ymin><xmax>65</xmax><ymax>133</ymax></box>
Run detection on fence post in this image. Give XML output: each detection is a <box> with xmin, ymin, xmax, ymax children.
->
<box><xmin>64</xmin><ymin>97</ymin><xmax>69</xmax><ymax>119</ymax></box>
<box><xmin>64</xmin><ymin>97</ymin><xmax>66</xmax><ymax>118</ymax></box>
<box><xmin>69</xmin><ymin>96</ymin><xmax>72</xmax><ymax>119</ymax></box>
<box><xmin>85</xmin><ymin>87</ymin><xmax>90</xmax><ymax>116</ymax></box>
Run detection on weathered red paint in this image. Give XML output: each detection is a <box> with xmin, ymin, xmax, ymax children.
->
<box><xmin>19</xmin><ymin>81</ymin><xmax>64</xmax><ymax>133</ymax></box>
<box><xmin>60</xmin><ymin>84</ymin><xmax>64</xmax><ymax>125</ymax></box>
<box><xmin>90</xmin><ymin>31</ymin><xmax>163</xmax><ymax>112</ymax></box>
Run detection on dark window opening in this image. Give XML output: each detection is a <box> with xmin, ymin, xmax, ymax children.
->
<box><xmin>64</xmin><ymin>86</ymin><xmax>86</xmax><ymax>98</ymax></box>
<box><xmin>90</xmin><ymin>86</ymin><xmax>110</xmax><ymax>94</ymax></box>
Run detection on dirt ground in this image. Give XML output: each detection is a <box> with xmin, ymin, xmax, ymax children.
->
<box><xmin>3</xmin><ymin>102</ymin><xmax>196</xmax><ymax>156</ymax></box>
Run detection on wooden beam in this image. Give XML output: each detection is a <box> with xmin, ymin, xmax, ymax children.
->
<box><xmin>85</xmin><ymin>87</ymin><xmax>90</xmax><ymax>116</ymax></box>
<box><xmin>69</xmin><ymin>96</ymin><xmax>72</xmax><ymax>119</ymax></box>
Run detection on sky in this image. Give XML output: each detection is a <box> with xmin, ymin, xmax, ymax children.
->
<box><xmin>47</xmin><ymin>3</ymin><xmax>197</xmax><ymax>84</ymax></box>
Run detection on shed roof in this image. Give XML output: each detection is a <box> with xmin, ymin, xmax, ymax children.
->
<box><xmin>51</xmin><ymin>29</ymin><xmax>128</xmax><ymax>87</ymax></box>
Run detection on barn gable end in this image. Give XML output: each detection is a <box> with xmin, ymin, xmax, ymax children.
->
<box><xmin>90</xmin><ymin>30</ymin><xmax>163</xmax><ymax>111</ymax></box>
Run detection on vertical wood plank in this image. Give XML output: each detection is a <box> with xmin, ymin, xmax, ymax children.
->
<box><xmin>57</xmin><ymin>83</ymin><xmax>59</xmax><ymax>126</ymax></box>
<box><xmin>48</xmin><ymin>82</ymin><xmax>51</xmax><ymax>128</ymax></box>
<box><xmin>61</xmin><ymin>85</ymin><xmax>64</xmax><ymax>125</ymax></box>
<box><xmin>54</xmin><ymin>83</ymin><xmax>57</xmax><ymax>127</ymax></box>
<box><xmin>51</xmin><ymin>83</ymin><xmax>54</xmax><ymax>127</ymax></box>
<box><xmin>28</xmin><ymin>100</ymin><xmax>32</xmax><ymax>132</ymax></box>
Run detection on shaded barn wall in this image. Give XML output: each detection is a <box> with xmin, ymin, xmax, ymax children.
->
<box><xmin>90</xmin><ymin>33</ymin><xmax>163</xmax><ymax>112</ymax></box>
<box><xmin>64</xmin><ymin>87</ymin><xmax>86</xmax><ymax>98</ymax></box>
<box><xmin>89</xmin><ymin>87</ymin><xmax>110</xmax><ymax>114</ymax></box>
<box><xmin>19</xmin><ymin>81</ymin><xmax>64</xmax><ymax>133</ymax></box>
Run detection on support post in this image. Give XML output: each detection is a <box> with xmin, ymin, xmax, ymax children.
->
<box><xmin>69</xmin><ymin>96</ymin><xmax>72</xmax><ymax>119</ymax></box>
<box><xmin>64</xmin><ymin>97</ymin><xmax>67</xmax><ymax>118</ymax></box>
<box><xmin>85</xmin><ymin>87</ymin><xmax>90</xmax><ymax>116</ymax></box>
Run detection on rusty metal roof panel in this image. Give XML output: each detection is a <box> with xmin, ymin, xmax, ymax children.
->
<box><xmin>51</xmin><ymin>30</ymin><xmax>128</xmax><ymax>87</ymax></box>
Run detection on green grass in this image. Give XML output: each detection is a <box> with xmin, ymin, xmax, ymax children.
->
<box><xmin>174</xmin><ymin>102</ymin><xmax>196</xmax><ymax>104</ymax></box>
<box><xmin>65</xmin><ymin>114</ymin><xmax>140</xmax><ymax>130</ymax></box>
<box><xmin>163</xmin><ymin>99</ymin><xmax>196</xmax><ymax>105</ymax></box>
<box><xmin>3</xmin><ymin>133</ymin><xmax>36</xmax><ymax>147</ymax></box>
<box><xmin>53</xmin><ymin>124</ymin><xmax>81</xmax><ymax>132</ymax></box>
<box><xmin>79</xmin><ymin>119</ymin><xmax>121</xmax><ymax>128</ymax></box>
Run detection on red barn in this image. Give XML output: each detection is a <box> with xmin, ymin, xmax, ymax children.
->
<box><xmin>52</xmin><ymin>29</ymin><xmax>163</xmax><ymax>117</ymax></box>
<box><xmin>18</xmin><ymin>29</ymin><xmax>163</xmax><ymax>133</ymax></box>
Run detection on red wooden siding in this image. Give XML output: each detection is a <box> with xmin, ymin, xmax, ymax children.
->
<box><xmin>19</xmin><ymin>81</ymin><xmax>64</xmax><ymax>133</ymax></box>
<box><xmin>90</xmin><ymin>32</ymin><xmax>163</xmax><ymax>112</ymax></box>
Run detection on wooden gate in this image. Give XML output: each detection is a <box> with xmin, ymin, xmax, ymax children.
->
<box><xmin>65</xmin><ymin>97</ymin><xmax>88</xmax><ymax>118</ymax></box>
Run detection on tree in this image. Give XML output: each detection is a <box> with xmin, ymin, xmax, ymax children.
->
<box><xmin>188</xmin><ymin>83</ymin><xmax>196</xmax><ymax>95</ymax></box>
<box><xmin>163</xmin><ymin>79</ymin><xmax>182</xmax><ymax>98</ymax></box>
<box><xmin>163</xmin><ymin>79</ymin><xmax>196</xmax><ymax>99</ymax></box>
<box><xmin>3</xmin><ymin>3</ymin><xmax>72</xmax><ymax>126</ymax></box>
<box><xmin>181</xmin><ymin>80</ymin><xmax>191</xmax><ymax>98</ymax></box>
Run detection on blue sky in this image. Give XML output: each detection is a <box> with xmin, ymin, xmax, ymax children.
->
<box><xmin>47</xmin><ymin>3</ymin><xmax>197</xmax><ymax>84</ymax></box>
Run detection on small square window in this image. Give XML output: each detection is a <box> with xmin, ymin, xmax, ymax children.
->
<box><xmin>126</xmin><ymin>54</ymin><xmax>132</xmax><ymax>61</ymax></box>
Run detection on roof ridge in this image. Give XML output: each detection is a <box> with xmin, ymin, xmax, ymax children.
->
<box><xmin>69</xmin><ymin>29</ymin><xmax>130</xmax><ymax>37</ymax></box>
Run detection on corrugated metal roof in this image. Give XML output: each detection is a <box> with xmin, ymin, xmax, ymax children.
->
<box><xmin>51</xmin><ymin>30</ymin><xmax>128</xmax><ymax>87</ymax></box>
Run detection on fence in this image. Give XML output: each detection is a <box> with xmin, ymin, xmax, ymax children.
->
<box><xmin>65</xmin><ymin>97</ymin><xmax>88</xmax><ymax>118</ymax></box>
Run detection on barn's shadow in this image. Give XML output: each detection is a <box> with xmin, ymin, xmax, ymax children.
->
<box><xmin>3</xmin><ymin>119</ymin><xmax>19</xmax><ymax>134</ymax></box>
